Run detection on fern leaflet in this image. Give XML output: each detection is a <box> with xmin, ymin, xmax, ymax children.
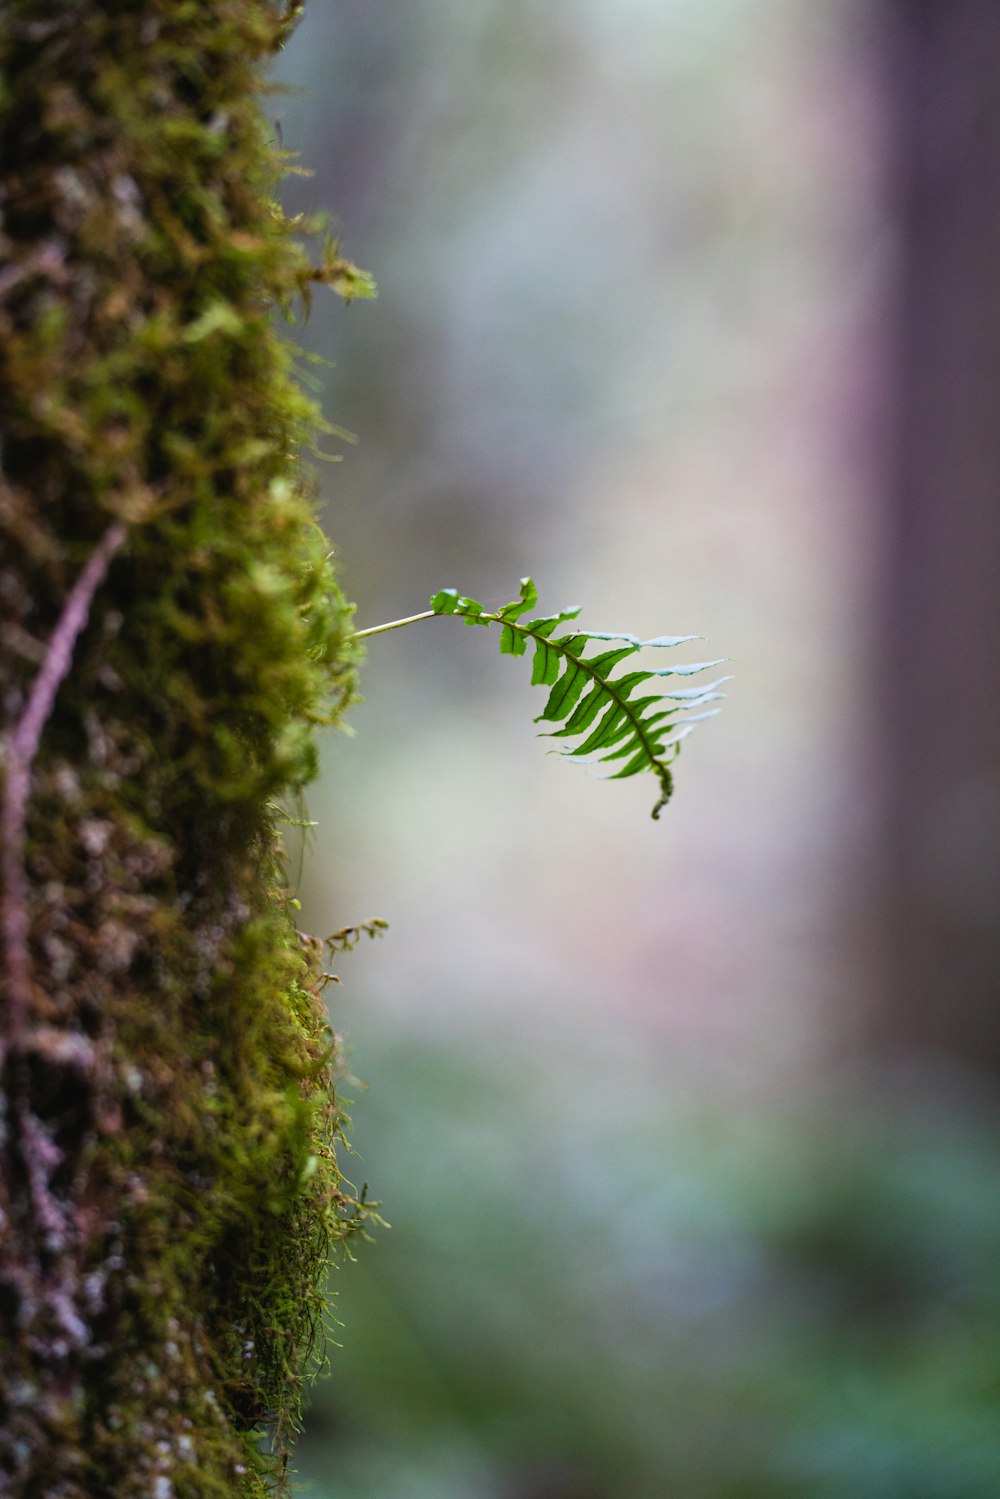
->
<box><xmin>353</xmin><ymin>578</ymin><xmax>727</xmax><ymax>818</ymax></box>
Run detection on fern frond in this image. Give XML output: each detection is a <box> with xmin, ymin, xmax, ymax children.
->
<box><xmin>424</xmin><ymin>578</ymin><xmax>727</xmax><ymax>818</ymax></box>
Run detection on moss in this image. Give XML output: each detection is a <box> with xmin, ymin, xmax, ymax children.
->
<box><xmin>0</xmin><ymin>2</ymin><xmax>371</xmax><ymax>1493</ymax></box>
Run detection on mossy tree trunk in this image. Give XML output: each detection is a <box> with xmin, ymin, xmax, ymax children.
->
<box><xmin>0</xmin><ymin>4</ymin><xmax>366</xmax><ymax>1494</ymax></box>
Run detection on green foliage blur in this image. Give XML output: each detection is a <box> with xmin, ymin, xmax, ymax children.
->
<box><xmin>296</xmin><ymin>1034</ymin><xmax>1000</xmax><ymax>1499</ymax></box>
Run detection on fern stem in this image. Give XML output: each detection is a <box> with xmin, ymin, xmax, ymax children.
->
<box><xmin>351</xmin><ymin>609</ymin><xmax>437</xmax><ymax>639</ymax></box>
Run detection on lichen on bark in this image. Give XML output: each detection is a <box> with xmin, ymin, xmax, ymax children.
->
<box><xmin>0</xmin><ymin>3</ymin><xmax>369</xmax><ymax>1494</ymax></box>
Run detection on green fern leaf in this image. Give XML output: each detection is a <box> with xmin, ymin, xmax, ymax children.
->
<box><xmin>426</xmin><ymin>577</ymin><xmax>728</xmax><ymax>818</ymax></box>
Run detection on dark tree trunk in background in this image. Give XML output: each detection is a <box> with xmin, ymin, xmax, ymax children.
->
<box><xmin>876</xmin><ymin>1</ymin><xmax>1000</xmax><ymax>1072</ymax></box>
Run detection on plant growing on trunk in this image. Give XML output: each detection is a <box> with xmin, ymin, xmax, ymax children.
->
<box><xmin>355</xmin><ymin>577</ymin><xmax>725</xmax><ymax>819</ymax></box>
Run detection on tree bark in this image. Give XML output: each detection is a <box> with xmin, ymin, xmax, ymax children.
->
<box><xmin>0</xmin><ymin>4</ymin><xmax>365</xmax><ymax>1493</ymax></box>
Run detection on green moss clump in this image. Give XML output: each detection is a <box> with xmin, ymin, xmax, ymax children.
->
<box><xmin>0</xmin><ymin>2</ymin><xmax>372</xmax><ymax>1493</ymax></box>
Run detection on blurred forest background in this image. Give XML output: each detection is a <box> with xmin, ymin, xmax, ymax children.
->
<box><xmin>273</xmin><ymin>3</ymin><xmax>1000</xmax><ymax>1496</ymax></box>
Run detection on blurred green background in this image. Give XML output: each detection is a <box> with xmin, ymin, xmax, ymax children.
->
<box><xmin>271</xmin><ymin>3</ymin><xmax>1000</xmax><ymax>1496</ymax></box>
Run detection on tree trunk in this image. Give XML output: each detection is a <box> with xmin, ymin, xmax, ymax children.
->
<box><xmin>876</xmin><ymin>0</ymin><xmax>1000</xmax><ymax>1072</ymax></box>
<box><xmin>0</xmin><ymin>4</ymin><xmax>365</xmax><ymax>1493</ymax></box>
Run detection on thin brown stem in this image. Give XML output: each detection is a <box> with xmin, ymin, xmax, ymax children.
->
<box><xmin>1</xmin><ymin>521</ymin><xmax>127</xmax><ymax>1061</ymax></box>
